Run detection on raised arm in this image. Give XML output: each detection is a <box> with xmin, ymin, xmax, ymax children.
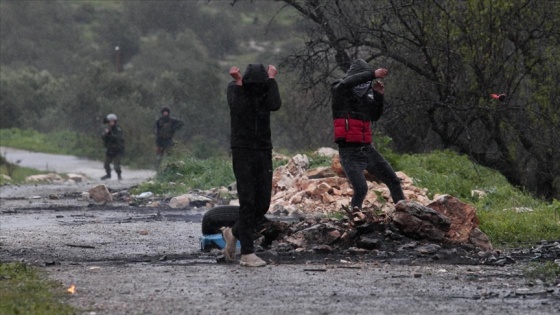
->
<box><xmin>333</xmin><ymin>68</ymin><xmax>389</xmax><ymax>91</ymax></box>
<box><xmin>265</xmin><ymin>65</ymin><xmax>282</xmax><ymax>111</ymax></box>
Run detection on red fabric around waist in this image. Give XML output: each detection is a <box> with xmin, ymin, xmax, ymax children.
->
<box><xmin>333</xmin><ymin>118</ymin><xmax>371</xmax><ymax>144</ymax></box>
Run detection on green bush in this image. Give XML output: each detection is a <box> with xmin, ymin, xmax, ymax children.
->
<box><xmin>133</xmin><ymin>153</ymin><xmax>235</xmax><ymax>195</ymax></box>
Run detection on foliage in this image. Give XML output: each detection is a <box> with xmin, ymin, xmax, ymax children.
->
<box><xmin>0</xmin><ymin>262</ymin><xmax>75</xmax><ymax>315</ymax></box>
<box><xmin>0</xmin><ymin>1</ymin><xmax>288</xmax><ymax>168</ymax></box>
<box><xmin>133</xmin><ymin>152</ymin><xmax>235</xmax><ymax>195</ymax></box>
<box><xmin>0</xmin><ymin>67</ymin><xmax>68</xmax><ymax>131</ymax></box>
<box><xmin>0</xmin><ymin>1</ymin><xmax>85</xmax><ymax>75</ymax></box>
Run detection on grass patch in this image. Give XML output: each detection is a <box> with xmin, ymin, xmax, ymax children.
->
<box><xmin>308</xmin><ymin>153</ymin><xmax>333</xmax><ymax>169</ymax></box>
<box><xmin>387</xmin><ymin>149</ymin><xmax>560</xmax><ymax>247</ymax></box>
<box><xmin>524</xmin><ymin>261</ymin><xmax>560</xmax><ymax>282</ymax></box>
<box><xmin>0</xmin><ymin>262</ymin><xmax>75</xmax><ymax>315</ymax></box>
<box><xmin>0</xmin><ymin>128</ymin><xmax>101</xmax><ymax>160</ymax></box>
<box><xmin>132</xmin><ymin>153</ymin><xmax>235</xmax><ymax>195</ymax></box>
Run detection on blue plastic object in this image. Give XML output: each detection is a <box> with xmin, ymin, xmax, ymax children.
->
<box><xmin>199</xmin><ymin>233</ymin><xmax>240</xmax><ymax>251</ymax></box>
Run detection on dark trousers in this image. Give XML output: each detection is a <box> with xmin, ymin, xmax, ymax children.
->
<box><xmin>231</xmin><ymin>148</ymin><xmax>273</xmax><ymax>255</ymax></box>
<box><xmin>155</xmin><ymin>146</ymin><xmax>169</xmax><ymax>169</ymax></box>
<box><xmin>104</xmin><ymin>153</ymin><xmax>122</xmax><ymax>176</ymax></box>
<box><xmin>338</xmin><ymin>145</ymin><xmax>404</xmax><ymax>209</ymax></box>
<box><xmin>155</xmin><ymin>139</ymin><xmax>174</xmax><ymax>168</ymax></box>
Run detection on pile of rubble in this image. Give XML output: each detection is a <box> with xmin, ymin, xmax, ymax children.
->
<box><xmin>254</xmin><ymin>212</ymin><xmax>511</xmax><ymax>265</ymax></box>
<box><xmin>270</xmin><ymin>153</ymin><xmax>431</xmax><ymax>216</ymax></box>
<box><xmin>511</xmin><ymin>240</ymin><xmax>560</xmax><ymax>262</ymax></box>
<box><xmin>254</xmin><ymin>192</ymin><xmax>497</xmax><ymax>258</ymax></box>
<box><xmin>255</xmin><ymin>150</ymin><xmax>498</xmax><ymax>257</ymax></box>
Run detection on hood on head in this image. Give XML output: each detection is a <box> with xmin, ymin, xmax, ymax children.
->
<box><xmin>242</xmin><ymin>64</ymin><xmax>268</xmax><ymax>85</ymax></box>
<box><xmin>345</xmin><ymin>59</ymin><xmax>371</xmax><ymax>77</ymax></box>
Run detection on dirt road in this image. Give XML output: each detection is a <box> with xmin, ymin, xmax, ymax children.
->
<box><xmin>0</xmin><ymin>146</ymin><xmax>155</xmax><ymax>198</ymax></box>
<box><xmin>0</xmin><ymin>149</ymin><xmax>558</xmax><ymax>314</ymax></box>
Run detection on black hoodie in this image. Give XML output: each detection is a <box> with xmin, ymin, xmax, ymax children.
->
<box><xmin>331</xmin><ymin>59</ymin><xmax>384</xmax><ymax>122</ymax></box>
<box><xmin>227</xmin><ymin>64</ymin><xmax>282</xmax><ymax>150</ymax></box>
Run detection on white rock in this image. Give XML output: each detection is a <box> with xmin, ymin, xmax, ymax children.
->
<box><xmin>229</xmin><ymin>199</ymin><xmax>240</xmax><ymax>206</ymax></box>
<box><xmin>183</xmin><ymin>193</ymin><xmax>212</xmax><ymax>203</ymax></box>
<box><xmin>136</xmin><ymin>192</ymin><xmax>153</xmax><ymax>199</ymax></box>
<box><xmin>67</xmin><ymin>173</ymin><xmax>87</xmax><ymax>182</ymax></box>
<box><xmin>291</xmin><ymin>154</ymin><xmax>310</xmax><ymax>169</ymax></box>
<box><xmin>169</xmin><ymin>195</ymin><xmax>190</xmax><ymax>208</ymax></box>
<box><xmin>81</xmin><ymin>192</ymin><xmax>91</xmax><ymax>200</ymax></box>
<box><xmin>503</xmin><ymin>207</ymin><xmax>533</xmax><ymax>213</ymax></box>
<box><xmin>471</xmin><ymin>189</ymin><xmax>486</xmax><ymax>199</ymax></box>
<box><xmin>1</xmin><ymin>174</ymin><xmax>12</xmax><ymax>181</ymax></box>
<box><xmin>25</xmin><ymin>173</ymin><xmax>63</xmax><ymax>183</ymax></box>
<box><xmin>314</xmin><ymin>147</ymin><xmax>338</xmax><ymax>157</ymax></box>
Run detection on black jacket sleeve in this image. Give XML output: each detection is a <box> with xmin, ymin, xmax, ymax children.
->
<box><xmin>332</xmin><ymin>69</ymin><xmax>376</xmax><ymax>92</ymax></box>
<box><xmin>227</xmin><ymin>81</ymin><xmax>248</xmax><ymax>112</ymax></box>
<box><xmin>171</xmin><ymin>118</ymin><xmax>184</xmax><ymax>131</ymax></box>
<box><xmin>227</xmin><ymin>81</ymin><xmax>237</xmax><ymax>108</ymax></box>
<box><xmin>265</xmin><ymin>79</ymin><xmax>282</xmax><ymax>111</ymax></box>
<box><xmin>369</xmin><ymin>91</ymin><xmax>384</xmax><ymax>121</ymax></box>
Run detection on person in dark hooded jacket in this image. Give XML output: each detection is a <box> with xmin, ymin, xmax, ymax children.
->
<box><xmin>221</xmin><ymin>63</ymin><xmax>282</xmax><ymax>267</ymax></box>
<box><xmin>331</xmin><ymin>59</ymin><xmax>405</xmax><ymax>210</ymax></box>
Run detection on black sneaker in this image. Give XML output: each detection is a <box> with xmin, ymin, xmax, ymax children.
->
<box><xmin>100</xmin><ymin>174</ymin><xmax>111</xmax><ymax>180</ymax></box>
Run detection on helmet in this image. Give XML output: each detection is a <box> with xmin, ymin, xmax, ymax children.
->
<box><xmin>106</xmin><ymin>113</ymin><xmax>118</xmax><ymax>121</ymax></box>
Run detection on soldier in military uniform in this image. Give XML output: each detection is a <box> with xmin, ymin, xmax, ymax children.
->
<box><xmin>101</xmin><ymin>113</ymin><xmax>125</xmax><ymax>180</ymax></box>
<box><xmin>154</xmin><ymin>107</ymin><xmax>184</xmax><ymax>168</ymax></box>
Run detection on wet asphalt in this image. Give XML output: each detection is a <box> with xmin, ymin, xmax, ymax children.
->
<box><xmin>1</xmin><ymin>200</ymin><xmax>559</xmax><ymax>315</ymax></box>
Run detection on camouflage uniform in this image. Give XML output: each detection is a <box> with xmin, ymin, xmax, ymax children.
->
<box><xmin>154</xmin><ymin>111</ymin><xmax>184</xmax><ymax>167</ymax></box>
<box><xmin>102</xmin><ymin>124</ymin><xmax>125</xmax><ymax>179</ymax></box>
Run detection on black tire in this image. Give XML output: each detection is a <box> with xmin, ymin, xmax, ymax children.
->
<box><xmin>201</xmin><ymin>206</ymin><xmax>239</xmax><ymax>235</ymax></box>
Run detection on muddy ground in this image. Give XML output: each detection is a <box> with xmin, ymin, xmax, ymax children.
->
<box><xmin>0</xmin><ymin>150</ymin><xmax>559</xmax><ymax>314</ymax></box>
<box><xmin>1</xmin><ymin>194</ymin><xmax>559</xmax><ymax>315</ymax></box>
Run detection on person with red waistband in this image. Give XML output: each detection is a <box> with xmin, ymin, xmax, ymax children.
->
<box><xmin>331</xmin><ymin>59</ymin><xmax>405</xmax><ymax>210</ymax></box>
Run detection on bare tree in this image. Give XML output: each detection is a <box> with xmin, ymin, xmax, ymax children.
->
<box><xmin>279</xmin><ymin>0</ymin><xmax>560</xmax><ymax>199</ymax></box>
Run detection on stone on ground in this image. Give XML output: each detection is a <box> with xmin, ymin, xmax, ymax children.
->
<box><xmin>88</xmin><ymin>184</ymin><xmax>112</xmax><ymax>203</ymax></box>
